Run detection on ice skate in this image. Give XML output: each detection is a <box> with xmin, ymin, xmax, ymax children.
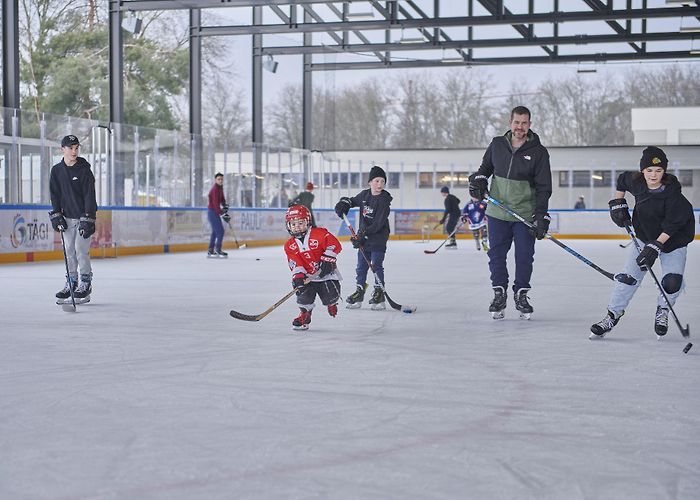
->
<box><xmin>292</xmin><ymin>308</ymin><xmax>312</xmax><ymax>331</ymax></box>
<box><xmin>474</xmin><ymin>240</ymin><xmax>481</xmax><ymax>251</ymax></box>
<box><xmin>590</xmin><ymin>310</ymin><xmax>624</xmax><ymax>339</ymax></box>
<box><xmin>445</xmin><ymin>237</ymin><xmax>457</xmax><ymax>249</ymax></box>
<box><xmin>481</xmin><ymin>239</ymin><xmax>489</xmax><ymax>252</ymax></box>
<box><xmin>489</xmin><ymin>286</ymin><xmax>506</xmax><ymax>320</ymax></box>
<box><xmin>72</xmin><ymin>281</ymin><xmax>92</xmax><ymax>304</ymax></box>
<box><xmin>207</xmin><ymin>249</ymin><xmax>218</xmax><ymax>258</ymax></box>
<box><xmin>654</xmin><ymin>306</ymin><xmax>669</xmax><ymax>339</ymax></box>
<box><xmin>368</xmin><ymin>286</ymin><xmax>386</xmax><ymax>311</ymax></box>
<box><xmin>327</xmin><ymin>303</ymin><xmax>338</xmax><ymax>317</ymax></box>
<box><xmin>514</xmin><ymin>288</ymin><xmax>533</xmax><ymax>320</ymax></box>
<box><xmin>215</xmin><ymin>249</ymin><xmax>228</xmax><ymax>258</ymax></box>
<box><xmin>55</xmin><ymin>279</ymin><xmax>77</xmax><ymax>301</ymax></box>
<box><xmin>346</xmin><ymin>283</ymin><xmax>367</xmax><ymax>309</ymax></box>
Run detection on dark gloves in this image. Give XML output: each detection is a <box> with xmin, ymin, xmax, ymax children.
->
<box><xmin>468</xmin><ymin>174</ymin><xmax>488</xmax><ymax>200</ymax></box>
<box><xmin>438</xmin><ymin>216</ymin><xmax>446</xmax><ymax>225</ymax></box>
<box><xmin>49</xmin><ymin>211</ymin><xmax>67</xmax><ymax>232</ymax></box>
<box><xmin>78</xmin><ymin>216</ymin><xmax>96</xmax><ymax>238</ymax></box>
<box><xmin>531</xmin><ymin>213</ymin><xmax>551</xmax><ymax>240</ymax></box>
<box><xmin>292</xmin><ymin>273</ymin><xmax>307</xmax><ymax>290</ymax></box>
<box><xmin>608</xmin><ymin>198</ymin><xmax>631</xmax><ymax>228</ymax></box>
<box><xmin>351</xmin><ymin>229</ymin><xmax>367</xmax><ymax>249</ymax></box>
<box><xmin>222</xmin><ymin>213</ymin><xmax>231</xmax><ymax>224</ymax></box>
<box><xmin>334</xmin><ymin>197</ymin><xmax>352</xmax><ymax>218</ymax></box>
<box><xmin>319</xmin><ymin>254</ymin><xmax>337</xmax><ymax>278</ymax></box>
<box><xmin>636</xmin><ymin>240</ymin><xmax>662</xmax><ymax>270</ymax></box>
<box><xmin>222</xmin><ymin>204</ymin><xmax>229</xmax><ymax>213</ymax></box>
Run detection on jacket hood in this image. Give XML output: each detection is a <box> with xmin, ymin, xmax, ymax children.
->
<box><xmin>502</xmin><ymin>130</ymin><xmax>542</xmax><ymax>150</ymax></box>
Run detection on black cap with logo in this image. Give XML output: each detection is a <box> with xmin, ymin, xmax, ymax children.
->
<box><xmin>61</xmin><ymin>135</ymin><xmax>80</xmax><ymax>148</ymax></box>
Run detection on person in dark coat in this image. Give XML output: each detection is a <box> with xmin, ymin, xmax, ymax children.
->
<box><xmin>439</xmin><ymin>186</ymin><xmax>461</xmax><ymax>248</ymax></box>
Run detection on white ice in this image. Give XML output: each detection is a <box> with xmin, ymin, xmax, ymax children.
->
<box><xmin>1</xmin><ymin>239</ymin><xmax>699</xmax><ymax>500</ymax></box>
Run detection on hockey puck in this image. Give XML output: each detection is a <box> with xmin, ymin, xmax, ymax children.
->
<box><xmin>255</xmin><ymin>258</ymin><xmax>260</xmax><ymax>261</ymax></box>
<box><xmin>683</xmin><ymin>342</ymin><xmax>693</xmax><ymax>354</ymax></box>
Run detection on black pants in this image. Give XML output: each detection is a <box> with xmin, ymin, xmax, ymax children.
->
<box><xmin>445</xmin><ymin>214</ymin><xmax>459</xmax><ymax>236</ymax></box>
<box><xmin>297</xmin><ymin>280</ymin><xmax>341</xmax><ymax>308</ymax></box>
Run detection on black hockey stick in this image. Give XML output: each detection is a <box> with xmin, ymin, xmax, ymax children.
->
<box><xmin>59</xmin><ymin>231</ymin><xmax>77</xmax><ymax>312</ymax></box>
<box><xmin>624</xmin><ymin>224</ymin><xmax>690</xmax><ymax>338</ymax></box>
<box><xmin>424</xmin><ymin>220</ymin><xmax>465</xmax><ymax>254</ymax></box>
<box><xmin>486</xmin><ymin>196</ymin><xmax>636</xmax><ymax>286</ymax></box>
<box><xmin>619</xmin><ymin>241</ymin><xmax>632</xmax><ymax>249</ymax></box>
<box><xmin>342</xmin><ymin>214</ymin><xmax>416</xmax><ymax>313</ymax></box>
<box><xmin>229</xmin><ymin>273</ymin><xmax>319</xmax><ymax>321</ymax></box>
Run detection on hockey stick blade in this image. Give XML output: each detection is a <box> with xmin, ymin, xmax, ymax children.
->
<box><xmin>229</xmin><ymin>273</ymin><xmax>320</xmax><ymax>322</ymax></box>
<box><xmin>61</xmin><ymin>303</ymin><xmax>77</xmax><ymax>313</ymax></box>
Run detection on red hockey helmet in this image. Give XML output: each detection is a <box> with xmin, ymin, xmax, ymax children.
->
<box><xmin>286</xmin><ymin>204</ymin><xmax>311</xmax><ymax>238</ymax></box>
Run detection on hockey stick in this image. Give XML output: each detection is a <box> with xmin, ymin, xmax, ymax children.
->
<box><xmin>342</xmin><ymin>214</ymin><xmax>416</xmax><ymax>313</ymax></box>
<box><xmin>486</xmin><ymin>196</ymin><xmax>636</xmax><ymax>286</ymax></box>
<box><xmin>229</xmin><ymin>273</ymin><xmax>319</xmax><ymax>321</ymax></box>
<box><xmin>59</xmin><ymin>231</ymin><xmax>77</xmax><ymax>312</ymax></box>
<box><xmin>225</xmin><ymin>219</ymin><xmax>246</xmax><ymax>249</ymax></box>
<box><xmin>619</xmin><ymin>241</ymin><xmax>632</xmax><ymax>249</ymax></box>
<box><xmin>624</xmin><ymin>224</ymin><xmax>690</xmax><ymax>338</ymax></box>
<box><xmin>424</xmin><ymin>220</ymin><xmax>465</xmax><ymax>254</ymax></box>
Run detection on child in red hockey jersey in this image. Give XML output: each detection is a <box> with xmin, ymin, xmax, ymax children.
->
<box><xmin>284</xmin><ymin>204</ymin><xmax>343</xmax><ymax>330</ymax></box>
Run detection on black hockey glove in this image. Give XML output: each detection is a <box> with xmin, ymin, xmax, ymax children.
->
<box><xmin>78</xmin><ymin>216</ymin><xmax>96</xmax><ymax>239</ymax></box>
<box><xmin>319</xmin><ymin>254</ymin><xmax>337</xmax><ymax>278</ymax></box>
<box><xmin>531</xmin><ymin>213</ymin><xmax>551</xmax><ymax>240</ymax></box>
<box><xmin>468</xmin><ymin>174</ymin><xmax>488</xmax><ymax>200</ymax></box>
<box><xmin>334</xmin><ymin>197</ymin><xmax>352</xmax><ymax>218</ymax></box>
<box><xmin>351</xmin><ymin>229</ymin><xmax>367</xmax><ymax>249</ymax></box>
<box><xmin>221</xmin><ymin>213</ymin><xmax>231</xmax><ymax>224</ymax></box>
<box><xmin>292</xmin><ymin>273</ymin><xmax>307</xmax><ymax>290</ymax></box>
<box><xmin>608</xmin><ymin>198</ymin><xmax>631</xmax><ymax>228</ymax></box>
<box><xmin>222</xmin><ymin>204</ymin><xmax>229</xmax><ymax>214</ymax></box>
<box><xmin>49</xmin><ymin>210</ymin><xmax>67</xmax><ymax>232</ymax></box>
<box><xmin>438</xmin><ymin>216</ymin><xmax>446</xmax><ymax>225</ymax></box>
<box><xmin>636</xmin><ymin>240</ymin><xmax>662</xmax><ymax>270</ymax></box>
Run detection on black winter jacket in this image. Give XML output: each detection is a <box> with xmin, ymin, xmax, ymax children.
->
<box><xmin>441</xmin><ymin>194</ymin><xmax>461</xmax><ymax>223</ymax></box>
<box><xmin>49</xmin><ymin>157</ymin><xmax>97</xmax><ymax>219</ymax></box>
<box><xmin>347</xmin><ymin>189</ymin><xmax>393</xmax><ymax>252</ymax></box>
<box><xmin>617</xmin><ymin>171</ymin><xmax>694</xmax><ymax>253</ymax></box>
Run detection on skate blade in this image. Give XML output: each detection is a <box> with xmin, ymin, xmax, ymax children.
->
<box><xmin>656</xmin><ymin>334</ymin><xmax>666</xmax><ymax>341</ymax></box>
<box><xmin>519</xmin><ymin>312</ymin><xmax>532</xmax><ymax>320</ymax></box>
<box><xmin>491</xmin><ymin>311</ymin><xmax>505</xmax><ymax>320</ymax></box>
<box><xmin>370</xmin><ymin>303</ymin><xmax>386</xmax><ymax>311</ymax></box>
<box><xmin>291</xmin><ymin>324</ymin><xmax>309</xmax><ymax>331</ymax></box>
<box><xmin>345</xmin><ymin>302</ymin><xmax>362</xmax><ymax>309</ymax></box>
<box><xmin>589</xmin><ymin>332</ymin><xmax>606</xmax><ymax>340</ymax></box>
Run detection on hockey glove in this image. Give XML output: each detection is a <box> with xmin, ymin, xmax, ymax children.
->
<box><xmin>531</xmin><ymin>213</ymin><xmax>551</xmax><ymax>240</ymax></box>
<box><xmin>222</xmin><ymin>204</ymin><xmax>229</xmax><ymax>214</ymax></box>
<box><xmin>468</xmin><ymin>174</ymin><xmax>488</xmax><ymax>200</ymax></box>
<box><xmin>292</xmin><ymin>273</ymin><xmax>307</xmax><ymax>291</ymax></box>
<box><xmin>221</xmin><ymin>213</ymin><xmax>231</xmax><ymax>224</ymax></box>
<box><xmin>78</xmin><ymin>216</ymin><xmax>96</xmax><ymax>239</ymax></box>
<box><xmin>636</xmin><ymin>240</ymin><xmax>662</xmax><ymax>270</ymax></box>
<box><xmin>351</xmin><ymin>229</ymin><xmax>367</xmax><ymax>249</ymax></box>
<box><xmin>608</xmin><ymin>198</ymin><xmax>631</xmax><ymax>228</ymax></box>
<box><xmin>335</xmin><ymin>197</ymin><xmax>352</xmax><ymax>218</ymax></box>
<box><xmin>438</xmin><ymin>216</ymin><xmax>446</xmax><ymax>225</ymax></box>
<box><xmin>49</xmin><ymin>210</ymin><xmax>67</xmax><ymax>232</ymax></box>
<box><xmin>319</xmin><ymin>254</ymin><xmax>337</xmax><ymax>278</ymax></box>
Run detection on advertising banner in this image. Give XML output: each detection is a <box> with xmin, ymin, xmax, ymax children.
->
<box><xmin>168</xmin><ymin>210</ymin><xmax>208</xmax><ymax>244</ymax></box>
<box><xmin>0</xmin><ymin>209</ymin><xmax>54</xmax><ymax>253</ymax></box>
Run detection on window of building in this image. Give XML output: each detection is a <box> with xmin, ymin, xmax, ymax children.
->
<box><xmin>388</xmin><ymin>172</ymin><xmax>401</xmax><ymax>188</ymax></box>
<box><xmin>419</xmin><ymin>171</ymin><xmax>469</xmax><ymax>188</ymax></box>
<box><xmin>676</xmin><ymin>170</ymin><xmax>693</xmax><ymax>187</ymax></box>
<box><xmin>558</xmin><ymin>170</ymin><xmax>613</xmax><ymax>187</ymax></box>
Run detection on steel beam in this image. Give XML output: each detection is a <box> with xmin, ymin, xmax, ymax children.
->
<box><xmin>190</xmin><ymin>8</ymin><xmax>203</xmax><ymax>207</ymax></box>
<box><xmin>117</xmin><ymin>0</ymin><xmax>334</xmax><ymax>11</ymax></box>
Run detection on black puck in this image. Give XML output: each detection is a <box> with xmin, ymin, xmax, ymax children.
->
<box><xmin>683</xmin><ymin>342</ymin><xmax>693</xmax><ymax>354</ymax></box>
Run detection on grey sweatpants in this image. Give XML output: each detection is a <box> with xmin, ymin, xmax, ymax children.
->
<box><xmin>62</xmin><ymin>218</ymin><xmax>92</xmax><ymax>281</ymax></box>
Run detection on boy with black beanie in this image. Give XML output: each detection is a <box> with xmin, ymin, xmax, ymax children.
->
<box><xmin>334</xmin><ymin>165</ymin><xmax>393</xmax><ymax>310</ymax></box>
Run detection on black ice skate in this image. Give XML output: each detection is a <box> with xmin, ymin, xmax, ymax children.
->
<box><xmin>514</xmin><ymin>288</ymin><xmax>533</xmax><ymax>320</ymax></box>
<box><xmin>654</xmin><ymin>306</ymin><xmax>669</xmax><ymax>339</ymax></box>
<box><xmin>55</xmin><ymin>280</ymin><xmax>77</xmax><ymax>300</ymax></box>
<box><xmin>489</xmin><ymin>286</ymin><xmax>507</xmax><ymax>320</ymax></box>
<box><xmin>215</xmin><ymin>249</ymin><xmax>228</xmax><ymax>258</ymax></box>
<box><xmin>445</xmin><ymin>237</ymin><xmax>457</xmax><ymax>249</ymax></box>
<box><xmin>589</xmin><ymin>310</ymin><xmax>624</xmax><ymax>339</ymax></box>
<box><xmin>72</xmin><ymin>281</ymin><xmax>92</xmax><ymax>304</ymax></box>
<box><xmin>368</xmin><ymin>286</ymin><xmax>386</xmax><ymax>310</ymax></box>
<box><xmin>292</xmin><ymin>308</ymin><xmax>312</xmax><ymax>331</ymax></box>
<box><xmin>207</xmin><ymin>249</ymin><xmax>217</xmax><ymax>258</ymax></box>
<box><xmin>346</xmin><ymin>283</ymin><xmax>367</xmax><ymax>309</ymax></box>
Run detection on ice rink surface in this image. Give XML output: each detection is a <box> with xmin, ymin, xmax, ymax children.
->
<box><xmin>1</xmin><ymin>238</ymin><xmax>699</xmax><ymax>500</ymax></box>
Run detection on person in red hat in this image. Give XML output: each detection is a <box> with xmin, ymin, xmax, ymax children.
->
<box><xmin>289</xmin><ymin>181</ymin><xmax>316</xmax><ymax>227</ymax></box>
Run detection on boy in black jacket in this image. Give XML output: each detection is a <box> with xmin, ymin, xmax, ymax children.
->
<box><xmin>334</xmin><ymin>166</ymin><xmax>392</xmax><ymax>310</ymax></box>
<box><xmin>49</xmin><ymin>135</ymin><xmax>98</xmax><ymax>303</ymax></box>
<box><xmin>439</xmin><ymin>186</ymin><xmax>461</xmax><ymax>248</ymax></box>
<box><xmin>591</xmin><ymin>146</ymin><xmax>695</xmax><ymax>339</ymax></box>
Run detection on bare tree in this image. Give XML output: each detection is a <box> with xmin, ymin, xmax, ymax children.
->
<box><xmin>332</xmin><ymin>79</ymin><xmax>393</xmax><ymax>149</ymax></box>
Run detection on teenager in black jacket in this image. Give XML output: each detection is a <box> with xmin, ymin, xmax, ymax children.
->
<box><xmin>49</xmin><ymin>135</ymin><xmax>97</xmax><ymax>304</ymax></box>
<box><xmin>334</xmin><ymin>166</ymin><xmax>392</xmax><ymax>310</ymax></box>
<box><xmin>439</xmin><ymin>186</ymin><xmax>461</xmax><ymax>248</ymax></box>
<box><xmin>591</xmin><ymin>146</ymin><xmax>694</xmax><ymax>339</ymax></box>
